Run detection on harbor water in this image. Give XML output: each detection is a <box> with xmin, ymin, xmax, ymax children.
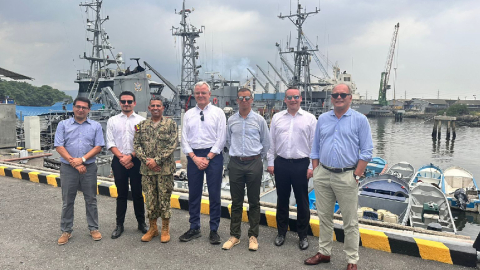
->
<box><xmin>369</xmin><ymin>117</ymin><xmax>480</xmax><ymax>239</ymax></box>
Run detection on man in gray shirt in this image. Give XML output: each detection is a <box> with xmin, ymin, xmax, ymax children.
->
<box><xmin>222</xmin><ymin>88</ymin><xmax>270</xmax><ymax>252</ymax></box>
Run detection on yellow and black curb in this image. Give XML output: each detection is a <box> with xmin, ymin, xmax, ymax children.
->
<box><xmin>0</xmin><ymin>164</ymin><xmax>477</xmax><ymax>267</ymax></box>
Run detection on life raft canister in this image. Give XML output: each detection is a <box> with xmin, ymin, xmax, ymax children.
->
<box><xmin>213</xmin><ymin>97</ymin><xmax>218</xmax><ymax>105</ymax></box>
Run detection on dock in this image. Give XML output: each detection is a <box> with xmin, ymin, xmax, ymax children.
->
<box><xmin>0</xmin><ymin>163</ymin><xmax>478</xmax><ymax>269</ymax></box>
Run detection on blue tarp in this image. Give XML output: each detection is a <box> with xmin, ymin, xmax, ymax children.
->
<box><xmin>16</xmin><ymin>102</ymin><xmax>104</xmax><ymax>120</ymax></box>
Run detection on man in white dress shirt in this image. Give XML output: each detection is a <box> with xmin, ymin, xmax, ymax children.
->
<box><xmin>267</xmin><ymin>88</ymin><xmax>317</xmax><ymax>250</ymax></box>
<box><xmin>179</xmin><ymin>81</ymin><xmax>226</xmax><ymax>245</ymax></box>
<box><xmin>106</xmin><ymin>91</ymin><xmax>147</xmax><ymax>239</ymax></box>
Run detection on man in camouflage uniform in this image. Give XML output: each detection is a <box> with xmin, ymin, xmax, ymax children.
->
<box><xmin>133</xmin><ymin>97</ymin><xmax>178</xmax><ymax>243</ymax></box>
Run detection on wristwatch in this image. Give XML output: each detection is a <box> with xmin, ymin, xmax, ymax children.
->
<box><xmin>355</xmin><ymin>175</ymin><xmax>361</xmax><ymax>181</ymax></box>
<box><xmin>81</xmin><ymin>157</ymin><xmax>86</xmax><ymax>163</ymax></box>
<box><xmin>206</xmin><ymin>156</ymin><xmax>211</xmax><ymax>161</ymax></box>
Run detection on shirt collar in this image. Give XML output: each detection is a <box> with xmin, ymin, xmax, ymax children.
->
<box><xmin>196</xmin><ymin>103</ymin><xmax>211</xmax><ymax>111</ymax></box>
<box><xmin>120</xmin><ymin>111</ymin><xmax>138</xmax><ymax>118</ymax></box>
<box><xmin>328</xmin><ymin>108</ymin><xmax>353</xmax><ymax>118</ymax></box>
<box><xmin>281</xmin><ymin>108</ymin><xmax>305</xmax><ymax>117</ymax></box>
<box><xmin>236</xmin><ymin>109</ymin><xmax>254</xmax><ymax>118</ymax></box>
<box><xmin>70</xmin><ymin>117</ymin><xmax>91</xmax><ymax>125</ymax></box>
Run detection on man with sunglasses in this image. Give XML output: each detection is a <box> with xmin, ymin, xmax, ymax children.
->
<box><xmin>305</xmin><ymin>84</ymin><xmax>373</xmax><ymax>270</ymax></box>
<box><xmin>54</xmin><ymin>96</ymin><xmax>105</xmax><ymax>245</ymax></box>
<box><xmin>106</xmin><ymin>91</ymin><xmax>147</xmax><ymax>239</ymax></box>
<box><xmin>223</xmin><ymin>88</ymin><xmax>270</xmax><ymax>251</ymax></box>
<box><xmin>267</xmin><ymin>88</ymin><xmax>316</xmax><ymax>250</ymax></box>
<box><xmin>180</xmin><ymin>81</ymin><xmax>226</xmax><ymax>245</ymax></box>
<box><xmin>134</xmin><ymin>97</ymin><xmax>178</xmax><ymax>243</ymax></box>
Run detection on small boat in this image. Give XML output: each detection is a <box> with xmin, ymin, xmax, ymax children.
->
<box><xmin>386</xmin><ymin>161</ymin><xmax>415</xmax><ymax>183</ymax></box>
<box><xmin>357</xmin><ymin>174</ymin><xmax>410</xmax><ymax>225</ymax></box>
<box><xmin>365</xmin><ymin>157</ymin><xmax>388</xmax><ymax>177</ymax></box>
<box><xmin>443</xmin><ymin>166</ymin><xmax>480</xmax><ymax>213</ymax></box>
<box><xmin>408</xmin><ymin>182</ymin><xmax>457</xmax><ymax>233</ymax></box>
<box><xmin>409</xmin><ymin>163</ymin><xmax>444</xmax><ymax>190</ymax></box>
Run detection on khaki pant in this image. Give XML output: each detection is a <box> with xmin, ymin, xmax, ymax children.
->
<box><xmin>312</xmin><ymin>166</ymin><xmax>359</xmax><ymax>264</ymax></box>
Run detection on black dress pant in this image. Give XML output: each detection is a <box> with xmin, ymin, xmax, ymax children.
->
<box><xmin>274</xmin><ymin>156</ymin><xmax>310</xmax><ymax>238</ymax></box>
<box><xmin>111</xmin><ymin>156</ymin><xmax>145</xmax><ymax>225</ymax></box>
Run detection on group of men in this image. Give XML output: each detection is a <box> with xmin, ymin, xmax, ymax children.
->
<box><xmin>54</xmin><ymin>81</ymin><xmax>372</xmax><ymax>270</ymax></box>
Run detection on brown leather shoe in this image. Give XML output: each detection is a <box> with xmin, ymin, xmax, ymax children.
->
<box><xmin>347</xmin><ymin>263</ymin><xmax>357</xmax><ymax>270</ymax></box>
<box><xmin>57</xmin><ymin>232</ymin><xmax>71</xmax><ymax>245</ymax></box>
<box><xmin>141</xmin><ymin>218</ymin><xmax>159</xmax><ymax>242</ymax></box>
<box><xmin>304</xmin><ymin>252</ymin><xmax>331</xmax><ymax>265</ymax></box>
<box><xmin>90</xmin><ymin>230</ymin><xmax>102</xmax><ymax>241</ymax></box>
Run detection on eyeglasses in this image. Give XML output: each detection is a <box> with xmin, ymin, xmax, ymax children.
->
<box><xmin>150</xmin><ymin>104</ymin><xmax>162</xmax><ymax>108</ymax></box>
<box><xmin>200</xmin><ymin>111</ymin><xmax>204</xmax><ymax>121</ymax></box>
<box><xmin>237</xmin><ymin>96</ymin><xmax>252</xmax><ymax>101</ymax></box>
<box><xmin>331</xmin><ymin>93</ymin><xmax>351</xmax><ymax>99</ymax></box>
<box><xmin>286</xmin><ymin>95</ymin><xmax>300</xmax><ymax>100</ymax></box>
<box><xmin>74</xmin><ymin>105</ymin><xmax>89</xmax><ymax>110</ymax></box>
<box><xmin>120</xmin><ymin>100</ymin><xmax>133</xmax><ymax>104</ymax></box>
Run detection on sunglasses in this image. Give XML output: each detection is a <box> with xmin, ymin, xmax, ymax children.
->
<box><xmin>74</xmin><ymin>105</ymin><xmax>89</xmax><ymax>111</ymax></box>
<box><xmin>331</xmin><ymin>93</ymin><xmax>351</xmax><ymax>99</ymax></box>
<box><xmin>120</xmin><ymin>100</ymin><xmax>134</xmax><ymax>104</ymax></box>
<box><xmin>200</xmin><ymin>111</ymin><xmax>204</xmax><ymax>121</ymax></box>
<box><xmin>286</xmin><ymin>95</ymin><xmax>300</xmax><ymax>100</ymax></box>
<box><xmin>237</xmin><ymin>96</ymin><xmax>252</xmax><ymax>101</ymax></box>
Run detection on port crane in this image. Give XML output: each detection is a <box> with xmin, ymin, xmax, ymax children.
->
<box><xmin>378</xmin><ymin>23</ymin><xmax>400</xmax><ymax>106</ymax></box>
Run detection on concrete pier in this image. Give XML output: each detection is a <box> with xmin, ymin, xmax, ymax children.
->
<box><xmin>432</xmin><ymin>115</ymin><xmax>457</xmax><ymax>140</ymax></box>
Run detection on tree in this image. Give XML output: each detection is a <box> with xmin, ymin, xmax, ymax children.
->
<box><xmin>0</xmin><ymin>80</ymin><xmax>72</xmax><ymax>106</ymax></box>
<box><xmin>438</xmin><ymin>104</ymin><xmax>469</xmax><ymax>116</ymax></box>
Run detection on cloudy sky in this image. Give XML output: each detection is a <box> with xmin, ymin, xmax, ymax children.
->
<box><xmin>1</xmin><ymin>0</ymin><xmax>479</xmax><ymax>100</ymax></box>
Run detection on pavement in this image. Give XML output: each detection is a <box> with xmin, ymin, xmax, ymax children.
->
<box><xmin>1</xmin><ymin>175</ymin><xmax>477</xmax><ymax>269</ymax></box>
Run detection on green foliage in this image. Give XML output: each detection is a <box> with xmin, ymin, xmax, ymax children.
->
<box><xmin>437</xmin><ymin>104</ymin><xmax>469</xmax><ymax>116</ymax></box>
<box><xmin>0</xmin><ymin>80</ymin><xmax>73</xmax><ymax>106</ymax></box>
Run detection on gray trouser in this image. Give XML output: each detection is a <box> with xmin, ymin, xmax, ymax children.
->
<box><xmin>60</xmin><ymin>163</ymin><xmax>98</xmax><ymax>233</ymax></box>
<box><xmin>313</xmin><ymin>166</ymin><xmax>359</xmax><ymax>264</ymax></box>
<box><xmin>228</xmin><ymin>157</ymin><xmax>263</xmax><ymax>239</ymax></box>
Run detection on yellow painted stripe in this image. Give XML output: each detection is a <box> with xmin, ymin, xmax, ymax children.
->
<box><xmin>170</xmin><ymin>194</ymin><xmax>180</xmax><ymax>209</ymax></box>
<box><xmin>109</xmin><ymin>185</ymin><xmax>118</xmax><ymax>198</ymax></box>
<box><xmin>310</xmin><ymin>219</ymin><xmax>320</xmax><ymax>237</ymax></box>
<box><xmin>359</xmin><ymin>229</ymin><xmax>391</xmax><ymax>252</ymax></box>
<box><xmin>227</xmin><ymin>204</ymin><xmax>232</xmax><ymax>217</ymax></box>
<box><xmin>414</xmin><ymin>238</ymin><xmax>453</xmax><ymax>264</ymax></box>
<box><xmin>32</xmin><ymin>150</ymin><xmax>43</xmax><ymax>153</ymax></box>
<box><xmin>26</xmin><ymin>149</ymin><xmax>33</xmax><ymax>152</ymax></box>
<box><xmin>97</xmin><ymin>182</ymin><xmax>100</xmax><ymax>194</ymax></box>
<box><xmin>0</xmin><ymin>166</ymin><xmax>6</xmax><ymax>176</ymax></box>
<box><xmin>16</xmin><ymin>147</ymin><xmax>23</xmax><ymax>150</ymax></box>
<box><xmin>265</xmin><ymin>211</ymin><xmax>277</xmax><ymax>228</ymax></box>
<box><xmin>200</xmin><ymin>199</ymin><xmax>210</xmax><ymax>214</ymax></box>
<box><xmin>242</xmin><ymin>206</ymin><xmax>249</xmax><ymax>222</ymax></box>
<box><xmin>28</xmin><ymin>172</ymin><xmax>41</xmax><ymax>183</ymax></box>
<box><xmin>12</xmin><ymin>169</ymin><xmax>22</xmax><ymax>179</ymax></box>
<box><xmin>46</xmin><ymin>175</ymin><xmax>59</xmax><ymax>187</ymax></box>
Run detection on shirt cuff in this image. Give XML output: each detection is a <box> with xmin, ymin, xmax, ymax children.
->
<box><xmin>210</xmin><ymin>146</ymin><xmax>221</xmax><ymax>154</ymax></box>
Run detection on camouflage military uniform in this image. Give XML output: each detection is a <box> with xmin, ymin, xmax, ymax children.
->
<box><xmin>133</xmin><ymin>117</ymin><xmax>178</xmax><ymax>219</ymax></box>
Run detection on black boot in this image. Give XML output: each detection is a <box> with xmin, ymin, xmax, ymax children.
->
<box><xmin>111</xmin><ymin>225</ymin><xmax>124</xmax><ymax>239</ymax></box>
<box><xmin>138</xmin><ymin>221</ymin><xmax>148</xmax><ymax>234</ymax></box>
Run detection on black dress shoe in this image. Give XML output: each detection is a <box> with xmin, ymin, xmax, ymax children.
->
<box><xmin>209</xmin><ymin>231</ymin><xmax>221</xmax><ymax>245</ymax></box>
<box><xmin>274</xmin><ymin>234</ymin><xmax>285</xmax><ymax>246</ymax></box>
<box><xmin>179</xmin><ymin>229</ymin><xmax>201</xmax><ymax>242</ymax></box>
<box><xmin>299</xmin><ymin>237</ymin><xmax>309</xmax><ymax>250</ymax></box>
<box><xmin>111</xmin><ymin>225</ymin><xmax>124</xmax><ymax>239</ymax></box>
<box><xmin>138</xmin><ymin>222</ymin><xmax>148</xmax><ymax>234</ymax></box>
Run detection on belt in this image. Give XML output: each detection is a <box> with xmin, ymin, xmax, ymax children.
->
<box><xmin>321</xmin><ymin>164</ymin><xmax>355</xmax><ymax>173</ymax></box>
<box><xmin>232</xmin><ymin>155</ymin><xmax>261</xmax><ymax>161</ymax></box>
<box><xmin>278</xmin><ymin>156</ymin><xmax>309</xmax><ymax>163</ymax></box>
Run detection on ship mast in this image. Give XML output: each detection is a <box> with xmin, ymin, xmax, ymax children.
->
<box><xmin>172</xmin><ymin>0</ymin><xmax>204</xmax><ymax>97</ymax></box>
<box><xmin>79</xmin><ymin>0</ymin><xmax>123</xmax><ymax>99</ymax></box>
<box><xmin>278</xmin><ymin>1</ymin><xmax>319</xmax><ymax>99</ymax></box>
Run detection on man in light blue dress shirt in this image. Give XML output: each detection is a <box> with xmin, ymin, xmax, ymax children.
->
<box><xmin>54</xmin><ymin>96</ymin><xmax>105</xmax><ymax>245</ymax></box>
<box><xmin>305</xmin><ymin>84</ymin><xmax>373</xmax><ymax>270</ymax></box>
<box><xmin>222</xmin><ymin>88</ymin><xmax>270</xmax><ymax>252</ymax></box>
